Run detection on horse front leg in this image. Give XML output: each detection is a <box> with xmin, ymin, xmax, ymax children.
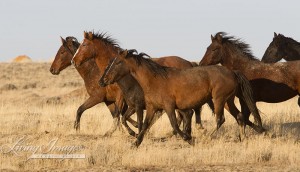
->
<box><xmin>104</xmin><ymin>97</ymin><xmax>125</xmax><ymax>136</ymax></box>
<box><xmin>74</xmin><ymin>96</ymin><xmax>101</xmax><ymax>131</ymax></box>
<box><xmin>133</xmin><ymin>105</ymin><xmax>156</xmax><ymax>148</ymax></box>
<box><xmin>165</xmin><ymin>105</ymin><xmax>192</xmax><ymax>143</ymax></box>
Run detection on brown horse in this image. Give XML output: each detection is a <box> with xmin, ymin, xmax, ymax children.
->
<box><xmin>262</xmin><ymin>32</ymin><xmax>300</xmax><ymax>63</ymax></box>
<box><xmin>50</xmin><ymin>36</ymin><xmax>137</xmax><ymax>136</ymax></box>
<box><xmin>71</xmin><ymin>31</ymin><xmax>207</xmax><ymax>130</ymax></box>
<box><xmin>200</xmin><ymin>32</ymin><xmax>300</xmax><ymax>123</ymax></box>
<box><xmin>99</xmin><ymin>49</ymin><xmax>194</xmax><ymax>137</ymax></box>
<box><xmin>102</xmin><ymin>49</ymin><xmax>262</xmax><ymax>147</ymax></box>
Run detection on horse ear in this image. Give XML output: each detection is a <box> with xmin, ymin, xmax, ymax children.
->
<box><xmin>120</xmin><ymin>49</ymin><xmax>128</xmax><ymax>58</ymax></box>
<box><xmin>211</xmin><ymin>35</ymin><xmax>214</xmax><ymax>42</ymax></box>
<box><xmin>60</xmin><ymin>36</ymin><xmax>66</xmax><ymax>45</ymax></box>
<box><xmin>216</xmin><ymin>34</ymin><xmax>223</xmax><ymax>43</ymax></box>
<box><xmin>88</xmin><ymin>32</ymin><xmax>94</xmax><ymax>40</ymax></box>
<box><xmin>274</xmin><ymin>32</ymin><xmax>278</xmax><ymax>38</ymax></box>
<box><xmin>84</xmin><ymin>32</ymin><xmax>88</xmax><ymax>39</ymax></box>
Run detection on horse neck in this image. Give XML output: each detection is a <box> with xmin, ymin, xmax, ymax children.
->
<box><xmin>76</xmin><ymin>60</ymin><xmax>99</xmax><ymax>86</ymax></box>
<box><xmin>221</xmin><ymin>48</ymin><xmax>258</xmax><ymax>72</ymax></box>
<box><xmin>117</xmin><ymin>74</ymin><xmax>142</xmax><ymax>96</ymax></box>
<box><xmin>284</xmin><ymin>42</ymin><xmax>300</xmax><ymax>61</ymax></box>
<box><xmin>94</xmin><ymin>45</ymin><xmax>119</xmax><ymax>75</ymax></box>
<box><xmin>124</xmin><ymin>59</ymin><xmax>157</xmax><ymax>93</ymax></box>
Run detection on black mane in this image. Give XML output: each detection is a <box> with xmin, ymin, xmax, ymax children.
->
<box><xmin>91</xmin><ymin>31</ymin><xmax>122</xmax><ymax>51</ymax></box>
<box><xmin>216</xmin><ymin>32</ymin><xmax>258</xmax><ymax>61</ymax></box>
<box><xmin>126</xmin><ymin>50</ymin><xmax>169</xmax><ymax>78</ymax></box>
<box><xmin>277</xmin><ymin>34</ymin><xmax>300</xmax><ymax>47</ymax></box>
<box><xmin>66</xmin><ymin>36</ymin><xmax>80</xmax><ymax>48</ymax></box>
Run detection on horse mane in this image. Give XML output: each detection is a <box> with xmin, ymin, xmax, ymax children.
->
<box><xmin>277</xmin><ymin>34</ymin><xmax>300</xmax><ymax>47</ymax></box>
<box><xmin>216</xmin><ymin>32</ymin><xmax>258</xmax><ymax>61</ymax></box>
<box><xmin>90</xmin><ymin>31</ymin><xmax>122</xmax><ymax>51</ymax></box>
<box><xmin>66</xmin><ymin>36</ymin><xmax>80</xmax><ymax>48</ymax></box>
<box><xmin>126</xmin><ymin>50</ymin><xmax>169</xmax><ymax>78</ymax></box>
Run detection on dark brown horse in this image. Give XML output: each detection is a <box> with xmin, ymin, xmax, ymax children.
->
<box><xmin>71</xmin><ymin>31</ymin><xmax>207</xmax><ymax>131</ymax></box>
<box><xmin>99</xmin><ymin>49</ymin><xmax>194</xmax><ymax>137</ymax></box>
<box><xmin>200</xmin><ymin>32</ymin><xmax>300</xmax><ymax>123</ymax></box>
<box><xmin>50</xmin><ymin>36</ymin><xmax>137</xmax><ymax>136</ymax></box>
<box><xmin>262</xmin><ymin>32</ymin><xmax>300</xmax><ymax>63</ymax></box>
<box><xmin>102</xmin><ymin>49</ymin><xmax>262</xmax><ymax>147</ymax></box>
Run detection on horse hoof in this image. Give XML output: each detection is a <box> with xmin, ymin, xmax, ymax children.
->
<box><xmin>74</xmin><ymin>122</ymin><xmax>80</xmax><ymax>131</ymax></box>
<box><xmin>128</xmin><ymin>131</ymin><xmax>138</xmax><ymax>138</ymax></box>
<box><xmin>103</xmin><ymin>132</ymin><xmax>113</xmax><ymax>137</ymax></box>
<box><xmin>187</xmin><ymin>138</ymin><xmax>195</xmax><ymax>146</ymax></box>
<box><xmin>196</xmin><ymin>124</ymin><xmax>204</xmax><ymax>130</ymax></box>
<box><xmin>131</xmin><ymin>140</ymin><xmax>140</xmax><ymax>148</ymax></box>
<box><xmin>183</xmin><ymin>133</ymin><xmax>192</xmax><ymax>141</ymax></box>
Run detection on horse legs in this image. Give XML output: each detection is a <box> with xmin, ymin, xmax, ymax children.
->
<box><xmin>194</xmin><ymin>107</ymin><xmax>204</xmax><ymax>129</ymax></box>
<box><xmin>180</xmin><ymin>109</ymin><xmax>193</xmax><ymax>136</ymax></box>
<box><xmin>176</xmin><ymin>110</ymin><xmax>184</xmax><ymax>127</ymax></box>
<box><xmin>225</xmin><ymin>96</ymin><xmax>246</xmax><ymax>141</ymax></box>
<box><xmin>136</xmin><ymin>106</ymin><xmax>144</xmax><ymax>135</ymax></box>
<box><xmin>121</xmin><ymin>107</ymin><xmax>137</xmax><ymax>137</ymax></box>
<box><xmin>210</xmin><ymin>97</ymin><xmax>226</xmax><ymax>137</ymax></box>
<box><xmin>104</xmin><ymin>98</ymin><xmax>125</xmax><ymax>136</ymax></box>
<box><xmin>74</xmin><ymin>96</ymin><xmax>101</xmax><ymax>131</ymax></box>
<box><xmin>165</xmin><ymin>105</ymin><xmax>192</xmax><ymax>142</ymax></box>
<box><xmin>133</xmin><ymin>105</ymin><xmax>156</xmax><ymax>147</ymax></box>
<box><xmin>239</xmin><ymin>98</ymin><xmax>265</xmax><ymax>133</ymax></box>
<box><xmin>298</xmin><ymin>96</ymin><xmax>300</xmax><ymax>107</ymax></box>
<box><xmin>148</xmin><ymin>110</ymin><xmax>163</xmax><ymax>129</ymax></box>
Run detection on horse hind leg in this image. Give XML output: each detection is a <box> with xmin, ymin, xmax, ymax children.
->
<box><xmin>240</xmin><ymin>98</ymin><xmax>265</xmax><ymax>133</ymax></box>
<box><xmin>210</xmin><ymin>98</ymin><xmax>226</xmax><ymax>138</ymax></box>
<box><xmin>225</xmin><ymin>96</ymin><xmax>246</xmax><ymax>141</ymax></box>
<box><xmin>194</xmin><ymin>107</ymin><xmax>204</xmax><ymax>130</ymax></box>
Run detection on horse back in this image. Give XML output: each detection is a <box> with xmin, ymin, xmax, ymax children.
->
<box><xmin>152</xmin><ymin>56</ymin><xmax>193</xmax><ymax>69</ymax></box>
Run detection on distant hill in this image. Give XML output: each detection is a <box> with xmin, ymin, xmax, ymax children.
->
<box><xmin>12</xmin><ymin>55</ymin><xmax>32</xmax><ymax>63</ymax></box>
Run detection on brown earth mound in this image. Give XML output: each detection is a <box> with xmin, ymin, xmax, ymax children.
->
<box><xmin>12</xmin><ymin>55</ymin><xmax>32</xmax><ymax>63</ymax></box>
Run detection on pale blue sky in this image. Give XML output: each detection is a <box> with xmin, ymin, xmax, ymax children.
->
<box><xmin>0</xmin><ymin>0</ymin><xmax>299</xmax><ymax>62</ymax></box>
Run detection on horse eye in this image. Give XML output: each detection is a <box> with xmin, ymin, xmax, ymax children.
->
<box><xmin>60</xmin><ymin>51</ymin><xmax>65</xmax><ymax>54</ymax></box>
<box><xmin>212</xmin><ymin>48</ymin><xmax>218</xmax><ymax>51</ymax></box>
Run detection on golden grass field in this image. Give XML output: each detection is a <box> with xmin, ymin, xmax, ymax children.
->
<box><xmin>0</xmin><ymin>62</ymin><xmax>299</xmax><ymax>171</ymax></box>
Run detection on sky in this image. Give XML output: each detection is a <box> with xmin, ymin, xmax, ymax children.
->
<box><xmin>0</xmin><ymin>0</ymin><xmax>299</xmax><ymax>62</ymax></box>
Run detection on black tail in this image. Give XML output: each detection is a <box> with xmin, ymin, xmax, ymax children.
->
<box><xmin>234</xmin><ymin>71</ymin><xmax>262</xmax><ymax>127</ymax></box>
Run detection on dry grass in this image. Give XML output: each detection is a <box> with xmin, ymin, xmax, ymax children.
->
<box><xmin>0</xmin><ymin>63</ymin><xmax>299</xmax><ymax>171</ymax></box>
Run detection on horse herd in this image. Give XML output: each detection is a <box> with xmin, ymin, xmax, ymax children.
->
<box><xmin>50</xmin><ymin>31</ymin><xmax>300</xmax><ymax>147</ymax></box>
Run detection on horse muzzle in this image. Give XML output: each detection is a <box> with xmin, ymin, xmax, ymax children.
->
<box><xmin>50</xmin><ymin>68</ymin><xmax>60</xmax><ymax>75</ymax></box>
<box><xmin>99</xmin><ymin>79</ymin><xmax>108</xmax><ymax>87</ymax></box>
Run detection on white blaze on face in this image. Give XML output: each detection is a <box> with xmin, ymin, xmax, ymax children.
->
<box><xmin>72</xmin><ymin>40</ymin><xmax>83</xmax><ymax>61</ymax></box>
<box><xmin>72</xmin><ymin>48</ymin><xmax>80</xmax><ymax>61</ymax></box>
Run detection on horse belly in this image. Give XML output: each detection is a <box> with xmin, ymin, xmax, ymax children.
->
<box><xmin>175</xmin><ymin>90</ymin><xmax>210</xmax><ymax>109</ymax></box>
<box><xmin>251</xmin><ymin>79</ymin><xmax>298</xmax><ymax>103</ymax></box>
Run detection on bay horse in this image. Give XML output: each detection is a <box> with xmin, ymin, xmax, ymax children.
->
<box><xmin>102</xmin><ymin>49</ymin><xmax>262</xmax><ymax>147</ymax></box>
<box><xmin>99</xmin><ymin>49</ymin><xmax>194</xmax><ymax>137</ymax></box>
<box><xmin>71</xmin><ymin>31</ymin><xmax>207</xmax><ymax>132</ymax></box>
<box><xmin>50</xmin><ymin>36</ymin><xmax>138</xmax><ymax>136</ymax></box>
<box><xmin>200</xmin><ymin>32</ymin><xmax>300</xmax><ymax>124</ymax></box>
<box><xmin>262</xmin><ymin>32</ymin><xmax>300</xmax><ymax>63</ymax></box>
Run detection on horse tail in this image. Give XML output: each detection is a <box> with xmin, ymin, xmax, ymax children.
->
<box><xmin>233</xmin><ymin>71</ymin><xmax>262</xmax><ymax>127</ymax></box>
